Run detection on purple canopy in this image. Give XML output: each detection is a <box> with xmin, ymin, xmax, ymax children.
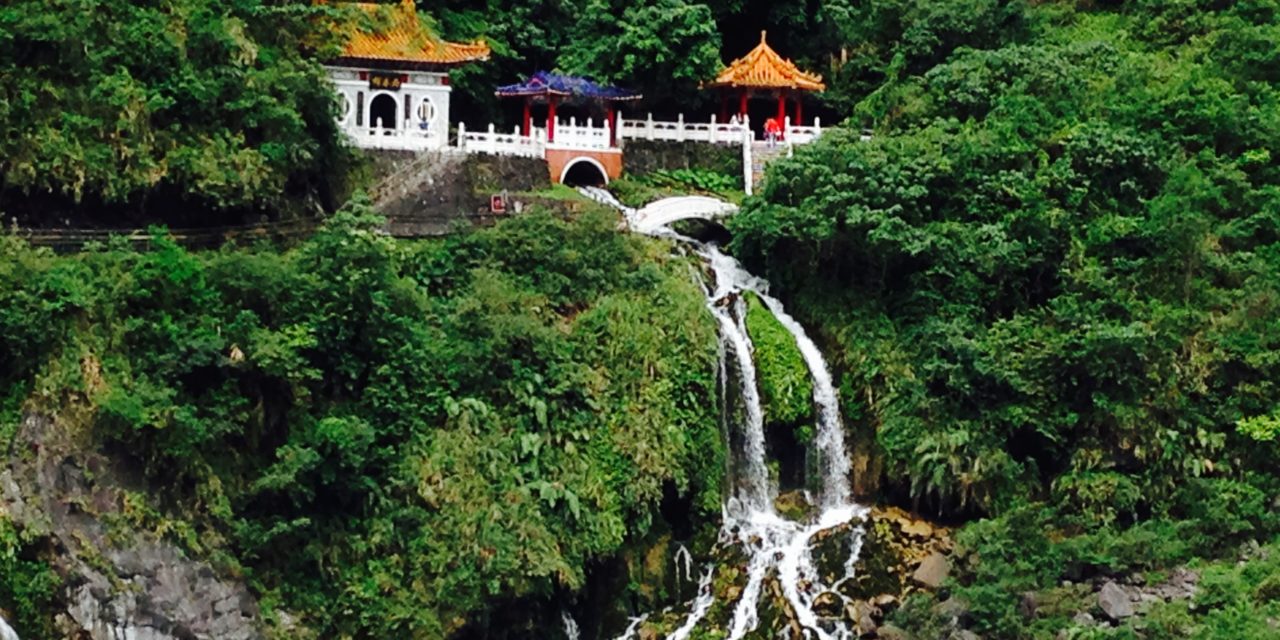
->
<box><xmin>495</xmin><ymin>71</ymin><xmax>642</xmax><ymax>102</ymax></box>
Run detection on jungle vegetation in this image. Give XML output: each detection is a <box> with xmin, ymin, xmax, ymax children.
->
<box><xmin>0</xmin><ymin>205</ymin><xmax>723</xmax><ymax>636</ymax></box>
<box><xmin>2</xmin><ymin>0</ymin><xmax>1280</xmax><ymax>638</ymax></box>
<box><xmin>730</xmin><ymin>0</ymin><xmax>1280</xmax><ymax>636</ymax></box>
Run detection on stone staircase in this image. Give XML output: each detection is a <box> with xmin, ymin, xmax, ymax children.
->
<box><xmin>749</xmin><ymin>141</ymin><xmax>789</xmax><ymax>190</ymax></box>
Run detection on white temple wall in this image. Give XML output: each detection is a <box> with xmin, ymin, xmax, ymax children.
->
<box><xmin>325</xmin><ymin>66</ymin><xmax>453</xmax><ymax>150</ymax></box>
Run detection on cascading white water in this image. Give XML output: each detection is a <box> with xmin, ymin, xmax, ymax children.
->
<box><xmin>562</xmin><ymin>611</ymin><xmax>581</xmax><ymax>640</ymax></box>
<box><xmin>755</xmin><ymin>293</ymin><xmax>852</xmax><ymax>510</ymax></box>
<box><xmin>702</xmin><ymin>246</ymin><xmax>867</xmax><ymax>640</ymax></box>
<box><xmin>611</xmin><ymin>615</ymin><xmax>649</xmax><ymax>640</ymax></box>
<box><xmin>665</xmin><ymin>568</ymin><xmax>716</xmax><ymax>640</ymax></box>
<box><xmin>585</xmin><ymin>189</ymin><xmax>869</xmax><ymax>639</ymax></box>
<box><xmin>0</xmin><ymin>616</ymin><xmax>18</xmax><ymax>640</ymax></box>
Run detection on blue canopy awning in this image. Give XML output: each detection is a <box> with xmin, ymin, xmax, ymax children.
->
<box><xmin>495</xmin><ymin>71</ymin><xmax>642</xmax><ymax>102</ymax></box>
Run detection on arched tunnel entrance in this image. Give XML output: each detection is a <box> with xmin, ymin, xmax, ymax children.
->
<box><xmin>560</xmin><ymin>158</ymin><xmax>609</xmax><ymax>187</ymax></box>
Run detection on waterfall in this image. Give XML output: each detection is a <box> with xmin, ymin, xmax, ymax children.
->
<box><xmin>665</xmin><ymin>568</ymin><xmax>716</xmax><ymax>640</ymax></box>
<box><xmin>0</xmin><ymin>616</ymin><xmax>18</xmax><ymax>640</ymax></box>
<box><xmin>585</xmin><ymin>189</ymin><xmax>869</xmax><ymax>639</ymax></box>
<box><xmin>755</xmin><ymin>293</ymin><xmax>852</xmax><ymax>509</ymax></box>
<box><xmin>561</xmin><ymin>611</ymin><xmax>581</xmax><ymax>640</ymax></box>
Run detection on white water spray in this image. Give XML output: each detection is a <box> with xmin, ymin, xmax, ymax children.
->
<box><xmin>0</xmin><ymin>616</ymin><xmax>18</xmax><ymax>640</ymax></box>
<box><xmin>665</xmin><ymin>568</ymin><xmax>716</xmax><ymax>640</ymax></box>
<box><xmin>561</xmin><ymin>611</ymin><xmax>581</xmax><ymax>640</ymax></box>
<box><xmin>674</xmin><ymin>543</ymin><xmax>695</xmax><ymax>586</ymax></box>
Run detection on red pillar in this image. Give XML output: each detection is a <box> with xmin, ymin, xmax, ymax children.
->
<box><xmin>793</xmin><ymin>96</ymin><xmax>803</xmax><ymax>127</ymax></box>
<box><xmin>547</xmin><ymin>96</ymin><xmax>557</xmax><ymax>143</ymax></box>
<box><xmin>738</xmin><ymin>91</ymin><xmax>749</xmax><ymax>118</ymax></box>
<box><xmin>522</xmin><ymin>98</ymin><xmax>531</xmax><ymax>137</ymax></box>
<box><xmin>719</xmin><ymin>93</ymin><xmax>729</xmax><ymax>123</ymax></box>
<box><xmin>776</xmin><ymin>91</ymin><xmax>786</xmax><ymax>139</ymax></box>
<box><xmin>607</xmin><ymin>105</ymin><xmax>617</xmax><ymax>147</ymax></box>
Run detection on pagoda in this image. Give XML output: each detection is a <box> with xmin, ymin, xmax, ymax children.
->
<box><xmin>495</xmin><ymin>72</ymin><xmax>641</xmax><ymax>147</ymax></box>
<box><xmin>706</xmin><ymin>31</ymin><xmax>825</xmax><ymax>138</ymax></box>
<box><xmin>325</xmin><ymin>0</ymin><xmax>490</xmax><ymax>150</ymax></box>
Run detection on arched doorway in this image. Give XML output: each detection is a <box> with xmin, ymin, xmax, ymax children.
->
<box><xmin>560</xmin><ymin>158</ymin><xmax>609</xmax><ymax>186</ymax></box>
<box><xmin>370</xmin><ymin>94</ymin><xmax>397</xmax><ymax>131</ymax></box>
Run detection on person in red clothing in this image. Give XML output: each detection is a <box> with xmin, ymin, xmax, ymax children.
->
<box><xmin>764</xmin><ymin>116</ymin><xmax>781</xmax><ymax>147</ymax></box>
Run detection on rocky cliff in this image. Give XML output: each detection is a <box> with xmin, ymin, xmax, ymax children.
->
<box><xmin>1</xmin><ymin>413</ymin><xmax>269</xmax><ymax>640</ymax></box>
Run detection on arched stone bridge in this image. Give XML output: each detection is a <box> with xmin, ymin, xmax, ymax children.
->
<box><xmin>630</xmin><ymin>196</ymin><xmax>739</xmax><ymax>234</ymax></box>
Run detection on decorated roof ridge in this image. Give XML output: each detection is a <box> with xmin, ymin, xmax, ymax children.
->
<box><xmin>707</xmin><ymin>31</ymin><xmax>825</xmax><ymax>92</ymax></box>
<box><xmin>327</xmin><ymin>0</ymin><xmax>489</xmax><ymax>66</ymax></box>
<box><xmin>495</xmin><ymin>71</ymin><xmax>643</xmax><ymax>102</ymax></box>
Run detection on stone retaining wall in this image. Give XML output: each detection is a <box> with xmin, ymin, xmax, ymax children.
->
<box><xmin>621</xmin><ymin>140</ymin><xmax>742</xmax><ymax>178</ymax></box>
<box><xmin>365</xmin><ymin>150</ymin><xmax>549</xmax><ymax>236</ymax></box>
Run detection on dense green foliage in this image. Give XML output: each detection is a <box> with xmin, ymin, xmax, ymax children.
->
<box><xmin>0</xmin><ymin>0</ymin><xmax>352</xmax><ymax>220</ymax></box>
<box><xmin>0</xmin><ymin>517</ymin><xmax>58</xmax><ymax>638</ymax></box>
<box><xmin>0</xmin><ymin>204</ymin><xmax>721</xmax><ymax>636</ymax></box>
<box><xmin>732</xmin><ymin>0</ymin><xmax>1280</xmax><ymax>635</ymax></box>
<box><xmin>744</xmin><ymin>293</ymin><xmax>812</xmax><ymax>429</ymax></box>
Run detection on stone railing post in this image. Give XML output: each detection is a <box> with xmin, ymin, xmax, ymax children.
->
<box><xmin>646</xmin><ymin>112</ymin><xmax>654</xmax><ymax>140</ymax></box>
<box><xmin>457</xmin><ymin>121</ymin><xmax>466</xmax><ymax>150</ymax></box>
<box><xmin>710</xmin><ymin>114</ymin><xmax>718</xmax><ymax>143</ymax></box>
<box><xmin>677</xmin><ymin>113</ymin><xmax>685</xmax><ymax>142</ymax></box>
<box><xmin>785</xmin><ymin>116</ymin><xmax>795</xmax><ymax>157</ymax></box>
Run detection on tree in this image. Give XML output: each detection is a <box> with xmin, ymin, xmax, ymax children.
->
<box><xmin>559</xmin><ymin>0</ymin><xmax>722</xmax><ymax>106</ymax></box>
<box><xmin>0</xmin><ymin>0</ymin><xmax>349</xmax><ymax>223</ymax></box>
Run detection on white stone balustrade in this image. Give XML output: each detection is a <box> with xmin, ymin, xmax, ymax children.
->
<box><xmin>619</xmin><ymin>113</ymin><xmax>749</xmax><ymax>144</ymax></box>
<box><xmin>345</xmin><ymin>117</ymin><xmax>443</xmax><ymax>151</ymax></box>
<box><xmin>784</xmin><ymin>116</ymin><xmax>823</xmax><ymax>145</ymax></box>
<box><xmin>550</xmin><ymin>117</ymin><xmax>613</xmax><ymax>150</ymax></box>
<box><xmin>458</xmin><ymin>123</ymin><xmax>545</xmax><ymax>158</ymax></box>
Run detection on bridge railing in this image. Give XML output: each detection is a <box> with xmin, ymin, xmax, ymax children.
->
<box><xmin>551</xmin><ymin>117</ymin><xmax>613</xmax><ymax>150</ymax></box>
<box><xmin>619</xmin><ymin>113</ymin><xmax>748</xmax><ymax>145</ymax></box>
<box><xmin>457</xmin><ymin>123</ymin><xmax>545</xmax><ymax>158</ymax></box>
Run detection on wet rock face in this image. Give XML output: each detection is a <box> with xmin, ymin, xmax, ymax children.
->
<box><xmin>1</xmin><ymin>413</ymin><xmax>267</xmax><ymax>640</ymax></box>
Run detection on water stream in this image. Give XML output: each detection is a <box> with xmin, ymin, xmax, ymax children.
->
<box><xmin>0</xmin><ymin>616</ymin><xmax>18</xmax><ymax>640</ymax></box>
<box><xmin>582</xmin><ymin>188</ymin><xmax>869</xmax><ymax>639</ymax></box>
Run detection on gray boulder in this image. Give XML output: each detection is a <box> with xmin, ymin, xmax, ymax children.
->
<box><xmin>912</xmin><ymin>552</ymin><xmax>951</xmax><ymax>589</ymax></box>
<box><xmin>1098</xmin><ymin>581</ymin><xmax>1134</xmax><ymax>620</ymax></box>
<box><xmin>877</xmin><ymin>624</ymin><xmax>911</xmax><ymax>640</ymax></box>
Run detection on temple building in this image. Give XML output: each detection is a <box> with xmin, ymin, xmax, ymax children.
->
<box><xmin>707</xmin><ymin>31</ymin><xmax>825</xmax><ymax>139</ymax></box>
<box><xmin>325</xmin><ymin>0</ymin><xmax>489</xmax><ymax>150</ymax></box>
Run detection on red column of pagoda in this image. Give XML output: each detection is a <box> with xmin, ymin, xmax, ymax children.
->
<box><xmin>547</xmin><ymin>96</ymin><xmax>558</xmax><ymax>143</ymax></box>
<box><xmin>607</xmin><ymin>105</ymin><xmax>617</xmax><ymax>147</ymax></box>
<box><xmin>776</xmin><ymin>91</ymin><xmax>787</xmax><ymax>140</ymax></box>
<box><xmin>522</xmin><ymin>98</ymin><xmax>532</xmax><ymax>137</ymax></box>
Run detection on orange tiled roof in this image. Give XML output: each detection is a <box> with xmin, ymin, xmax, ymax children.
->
<box><xmin>334</xmin><ymin>0</ymin><xmax>489</xmax><ymax>66</ymax></box>
<box><xmin>708</xmin><ymin>31</ymin><xmax>825</xmax><ymax>92</ymax></box>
